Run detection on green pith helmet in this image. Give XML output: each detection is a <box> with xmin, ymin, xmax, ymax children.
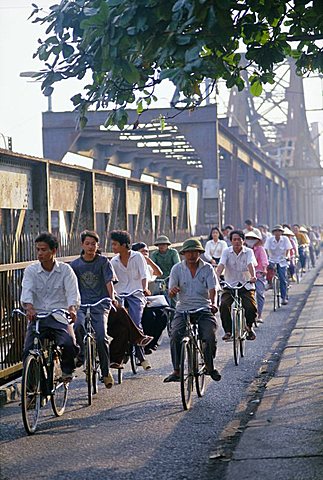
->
<box><xmin>154</xmin><ymin>235</ymin><xmax>171</xmax><ymax>246</ymax></box>
<box><xmin>179</xmin><ymin>238</ymin><xmax>205</xmax><ymax>254</ymax></box>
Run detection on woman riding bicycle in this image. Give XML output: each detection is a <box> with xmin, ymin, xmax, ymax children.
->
<box><xmin>163</xmin><ymin>238</ymin><xmax>221</xmax><ymax>383</ymax></box>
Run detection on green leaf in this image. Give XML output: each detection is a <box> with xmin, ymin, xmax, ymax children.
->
<box><xmin>250</xmin><ymin>80</ymin><xmax>263</xmax><ymax>96</ymax></box>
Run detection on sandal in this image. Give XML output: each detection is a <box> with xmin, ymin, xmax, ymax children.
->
<box><xmin>246</xmin><ymin>329</ymin><xmax>256</xmax><ymax>341</ymax></box>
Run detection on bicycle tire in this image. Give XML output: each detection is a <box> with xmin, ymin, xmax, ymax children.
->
<box><xmin>117</xmin><ymin>368</ymin><xmax>123</xmax><ymax>384</ymax></box>
<box><xmin>130</xmin><ymin>349</ymin><xmax>138</xmax><ymax>374</ymax></box>
<box><xmin>180</xmin><ymin>340</ymin><xmax>193</xmax><ymax>410</ymax></box>
<box><xmin>51</xmin><ymin>356</ymin><xmax>68</xmax><ymax>417</ymax></box>
<box><xmin>273</xmin><ymin>277</ymin><xmax>278</xmax><ymax>311</ymax></box>
<box><xmin>239</xmin><ymin>310</ymin><xmax>246</xmax><ymax>358</ymax></box>
<box><xmin>92</xmin><ymin>343</ymin><xmax>99</xmax><ymax>395</ymax></box>
<box><xmin>86</xmin><ymin>336</ymin><xmax>93</xmax><ymax>406</ymax></box>
<box><xmin>276</xmin><ymin>277</ymin><xmax>281</xmax><ymax>308</ymax></box>
<box><xmin>232</xmin><ymin>309</ymin><xmax>239</xmax><ymax>366</ymax></box>
<box><xmin>194</xmin><ymin>340</ymin><xmax>206</xmax><ymax>397</ymax></box>
<box><xmin>21</xmin><ymin>355</ymin><xmax>41</xmax><ymax>435</ymax></box>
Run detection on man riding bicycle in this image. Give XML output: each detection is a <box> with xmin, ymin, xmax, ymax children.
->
<box><xmin>163</xmin><ymin>238</ymin><xmax>221</xmax><ymax>383</ymax></box>
<box><xmin>21</xmin><ymin>232</ymin><xmax>80</xmax><ymax>382</ymax></box>
<box><xmin>216</xmin><ymin>230</ymin><xmax>258</xmax><ymax>341</ymax></box>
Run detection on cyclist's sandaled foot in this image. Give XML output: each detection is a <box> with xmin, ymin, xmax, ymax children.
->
<box><xmin>222</xmin><ymin>332</ymin><xmax>232</xmax><ymax>341</ymax></box>
<box><xmin>110</xmin><ymin>362</ymin><xmax>124</xmax><ymax>369</ymax></box>
<box><xmin>141</xmin><ymin>359</ymin><xmax>151</xmax><ymax>370</ymax></box>
<box><xmin>246</xmin><ymin>328</ymin><xmax>256</xmax><ymax>341</ymax></box>
<box><xmin>281</xmin><ymin>298</ymin><xmax>288</xmax><ymax>305</ymax></box>
<box><xmin>209</xmin><ymin>369</ymin><xmax>221</xmax><ymax>382</ymax></box>
<box><xmin>103</xmin><ymin>372</ymin><xmax>114</xmax><ymax>389</ymax></box>
<box><xmin>137</xmin><ymin>335</ymin><xmax>154</xmax><ymax>347</ymax></box>
<box><xmin>163</xmin><ymin>373</ymin><xmax>180</xmax><ymax>383</ymax></box>
<box><xmin>257</xmin><ymin>317</ymin><xmax>264</xmax><ymax>323</ymax></box>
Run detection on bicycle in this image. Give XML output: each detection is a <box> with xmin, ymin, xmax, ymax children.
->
<box><xmin>220</xmin><ymin>281</ymin><xmax>249</xmax><ymax>366</ymax></box>
<box><xmin>271</xmin><ymin>265</ymin><xmax>281</xmax><ymax>312</ymax></box>
<box><xmin>179</xmin><ymin>307</ymin><xmax>208</xmax><ymax>411</ymax></box>
<box><xmin>115</xmin><ymin>289</ymin><xmax>144</xmax><ymax>383</ymax></box>
<box><xmin>12</xmin><ymin>308</ymin><xmax>71</xmax><ymax>435</ymax></box>
<box><xmin>80</xmin><ymin>297</ymin><xmax>112</xmax><ymax>406</ymax></box>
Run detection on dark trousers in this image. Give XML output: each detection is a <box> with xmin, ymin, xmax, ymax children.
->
<box><xmin>142</xmin><ymin>307</ymin><xmax>168</xmax><ymax>348</ymax></box>
<box><xmin>220</xmin><ymin>288</ymin><xmax>257</xmax><ymax>334</ymax></box>
<box><xmin>108</xmin><ymin>306</ymin><xmax>147</xmax><ymax>364</ymax></box>
<box><xmin>170</xmin><ymin>311</ymin><xmax>217</xmax><ymax>372</ymax></box>
<box><xmin>74</xmin><ymin>306</ymin><xmax>111</xmax><ymax>376</ymax></box>
<box><xmin>23</xmin><ymin>315</ymin><xmax>78</xmax><ymax>375</ymax></box>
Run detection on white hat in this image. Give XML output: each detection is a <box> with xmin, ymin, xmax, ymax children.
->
<box><xmin>283</xmin><ymin>227</ymin><xmax>294</xmax><ymax>236</ymax></box>
<box><xmin>245</xmin><ymin>231</ymin><xmax>262</xmax><ymax>241</ymax></box>
<box><xmin>299</xmin><ymin>226</ymin><xmax>308</xmax><ymax>233</ymax></box>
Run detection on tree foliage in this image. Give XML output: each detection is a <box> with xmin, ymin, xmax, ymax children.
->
<box><xmin>30</xmin><ymin>0</ymin><xmax>323</xmax><ymax>128</ymax></box>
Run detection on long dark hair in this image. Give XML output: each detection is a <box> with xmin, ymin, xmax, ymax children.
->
<box><xmin>208</xmin><ymin>227</ymin><xmax>224</xmax><ymax>241</ymax></box>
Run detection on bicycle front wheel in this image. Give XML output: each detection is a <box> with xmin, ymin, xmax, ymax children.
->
<box><xmin>232</xmin><ymin>310</ymin><xmax>240</xmax><ymax>366</ymax></box>
<box><xmin>194</xmin><ymin>340</ymin><xmax>206</xmax><ymax>397</ymax></box>
<box><xmin>239</xmin><ymin>311</ymin><xmax>246</xmax><ymax>358</ymax></box>
<box><xmin>21</xmin><ymin>355</ymin><xmax>41</xmax><ymax>435</ymax></box>
<box><xmin>86</xmin><ymin>336</ymin><xmax>94</xmax><ymax>406</ymax></box>
<box><xmin>130</xmin><ymin>346</ymin><xmax>138</xmax><ymax>374</ymax></box>
<box><xmin>51</xmin><ymin>357</ymin><xmax>68</xmax><ymax>417</ymax></box>
<box><xmin>180</xmin><ymin>340</ymin><xmax>193</xmax><ymax>410</ymax></box>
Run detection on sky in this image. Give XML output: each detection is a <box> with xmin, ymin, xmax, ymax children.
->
<box><xmin>0</xmin><ymin>0</ymin><xmax>322</xmax><ymax>160</ymax></box>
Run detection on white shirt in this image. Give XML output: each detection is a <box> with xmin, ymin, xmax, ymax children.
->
<box><xmin>218</xmin><ymin>246</ymin><xmax>257</xmax><ymax>290</ymax></box>
<box><xmin>110</xmin><ymin>250</ymin><xmax>148</xmax><ymax>296</ymax></box>
<box><xmin>21</xmin><ymin>260</ymin><xmax>80</xmax><ymax>313</ymax></box>
<box><xmin>264</xmin><ymin>236</ymin><xmax>292</xmax><ymax>266</ymax></box>
<box><xmin>204</xmin><ymin>239</ymin><xmax>228</xmax><ymax>261</ymax></box>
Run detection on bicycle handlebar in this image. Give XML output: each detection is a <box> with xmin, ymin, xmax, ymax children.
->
<box><xmin>116</xmin><ymin>289</ymin><xmax>143</xmax><ymax>299</ymax></box>
<box><xmin>80</xmin><ymin>297</ymin><xmax>112</xmax><ymax>308</ymax></box>
<box><xmin>220</xmin><ymin>281</ymin><xmax>252</xmax><ymax>290</ymax></box>
<box><xmin>11</xmin><ymin>308</ymin><xmax>71</xmax><ymax>319</ymax></box>
<box><xmin>184</xmin><ymin>307</ymin><xmax>211</xmax><ymax>314</ymax></box>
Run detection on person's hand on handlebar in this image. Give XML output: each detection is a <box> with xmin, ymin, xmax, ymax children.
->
<box><xmin>25</xmin><ymin>303</ymin><xmax>36</xmax><ymax>322</ymax></box>
<box><xmin>68</xmin><ymin>305</ymin><xmax>77</xmax><ymax>323</ymax></box>
<box><xmin>143</xmin><ymin>288</ymin><xmax>151</xmax><ymax>296</ymax></box>
<box><xmin>210</xmin><ymin>303</ymin><xmax>218</xmax><ymax>314</ymax></box>
<box><xmin>249</xmin><ymin>276</ymin><xmax>257</xmax><ymax>283</ymax></box>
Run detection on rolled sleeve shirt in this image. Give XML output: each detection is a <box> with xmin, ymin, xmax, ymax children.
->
<box><xmin>218</xmin><ymin>246</ymin><xmax>257</xmax><ymax>290</ymax></box>
<box><xmin>169</xmin><ymin>259</ymin><xmax>220</xmax><ymax>312</ymax></box>
<box><xmin>110</xmin><ymin>250</ymin><xmax>147</xmax><ymax>296</ymax></box>
<box><xmin>21</xmin><ymin>260</ymin><xmax>81</xmax><ymax>313</ymax></box>
<box><xmin>264</xmin><ymin>236</ymin><xmax>292</xmax><ymax>267</ymax></box>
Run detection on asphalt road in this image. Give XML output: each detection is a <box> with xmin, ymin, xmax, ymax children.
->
<box><xmin>0</xmin><ymin>269</ymin><xmax>316</xmax><ymax>480</ymax></box>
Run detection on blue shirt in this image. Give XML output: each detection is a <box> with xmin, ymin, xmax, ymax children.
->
<box><xmin>70</xmin><ymin>254</ymin><xmax>114</xmax><ymax>304</ymax></box>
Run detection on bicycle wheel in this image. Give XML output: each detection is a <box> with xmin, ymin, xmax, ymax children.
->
<box><xmin>194</xmin><ymin>340</ymin><xmax>206</xmax><ymax>397</ymax></box>
<box><xmin>239</xmin><ymin>311</ymin><xmax>246</xmax><ymax>358</ymax></box>
<box><xmin>92</xmin><ymin>343</ymin><xmax>99</xmax><ymax>395</ymax></box>
<box><xmin>273</xmin><ymin>277</ymin><xmax>279</xmax><ymax>311</ymax></box>
<box><xmin>21</xmin><ymin>355</ymin><xmax>41</xmax><ymax>435</ymax></box>
<box><xmin>130</xmin><ymin>348</ymin><xmax>138</xmax><ymax>374</ymax></box>
<box><xmin>232</xmin><ymin>310</ymin><xmax>240</xmax><ymax>366</ymax></box>
<box><xmin>180</xmin><ymin>340</ymin><xmax>193</xmax><ymax>410</ymax></box>
<box><xmin>51</xmin><ymin>356</ymin><xmax>68</xmax><ymax>417</ymax></box>
<box><xmin>276</xmin><ymin>277</ymin><xmax>281</xmax><ymax>308</ymax></box>
<box><xmin>117</xmin><ymin>367</ymin><xmax>123</xmax><ymax>384</ymax></box>
<box><xmin>86</xmin><ymin>336</ymin><xmax>94</xmax><ymax>406</ymax></box>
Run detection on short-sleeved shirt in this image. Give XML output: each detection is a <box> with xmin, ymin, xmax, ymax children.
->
<box><xmin>110</xmin><ymin>250</ymin><xmax>147</xmax><ymax>295</ymax></box>
<box><xmin>70</xmin><ymin>254</ymin><xmax>114</xmax><ymax>304</ymax></box>
<box><xmin>151</xmin><ymin>248</ymin><xmax>180</xmax><ymax>278</ymax></box>
<box><xmin>21</xmin><ymin>260</ymin><xmax>80</xmax><ymax>313</ymax></box>
<box><xmin>253</xmin><ymin>245</ymin><xmax>269</xmax><ymax>273</ymax></box>
<box><xmin>264</xmin><ymin>236</ymin><xmax>292</xmax><ymax>266</ymax></box>
<box><xmin>169</xmin><ymin>259</ymin><xmax>220</xmax><ymax>311</ymax></box>
<box><xmin>218</xmin><ymin>246</ymin><xmax>257</xmax><ymax>290</ymax></box>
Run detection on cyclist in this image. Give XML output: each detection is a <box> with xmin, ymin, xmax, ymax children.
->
<box><xmin>204</xmin><ymin>227</ymin><xmax>227</xmax><ymax>266</ymax></box>
<box><xmin>292</xmin><ymin>224</ymin><xmax>309</xmax><ymax>272</ymax></box>
<box><xmin>245</xmin><ymin>231</ymin><xmax>269</xmax><ymax>323</ymax></box>
<box><xmin>151</xmin><ymin>235</ymin><xmax>180</xmax><ymax>280</ymax></box>
<box><xmin>163</xmin><ymin>238</ymin><xmax>221</xmax><ymax>383</ymax></box>
<box><xmin>264</xmin><ymin>225</ymin><xmax>292</xmax><ymax>305</ymax></box>
<box><xmin>71</xmin><ymin>230</ymin><xmax>116</xmax><ymax>389</ymax></box>
<box><xmin>216</xmin><ymin>230</ymin><xmax>257</xmax><ymax>341</ymax></box>
<box><xmin>21</xmin><ymin>232</ymin><xmax>80</xmax><ymax>382</ymax></box>
<box><xmin>132</xmin><ymin>242</ymin><xmax>163</xmax><ymax>281</ymax></box>
<box><xmin>110</xmin><ymin>230</ymin><xmax>151</xmax><ymax>370</ymax></box>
